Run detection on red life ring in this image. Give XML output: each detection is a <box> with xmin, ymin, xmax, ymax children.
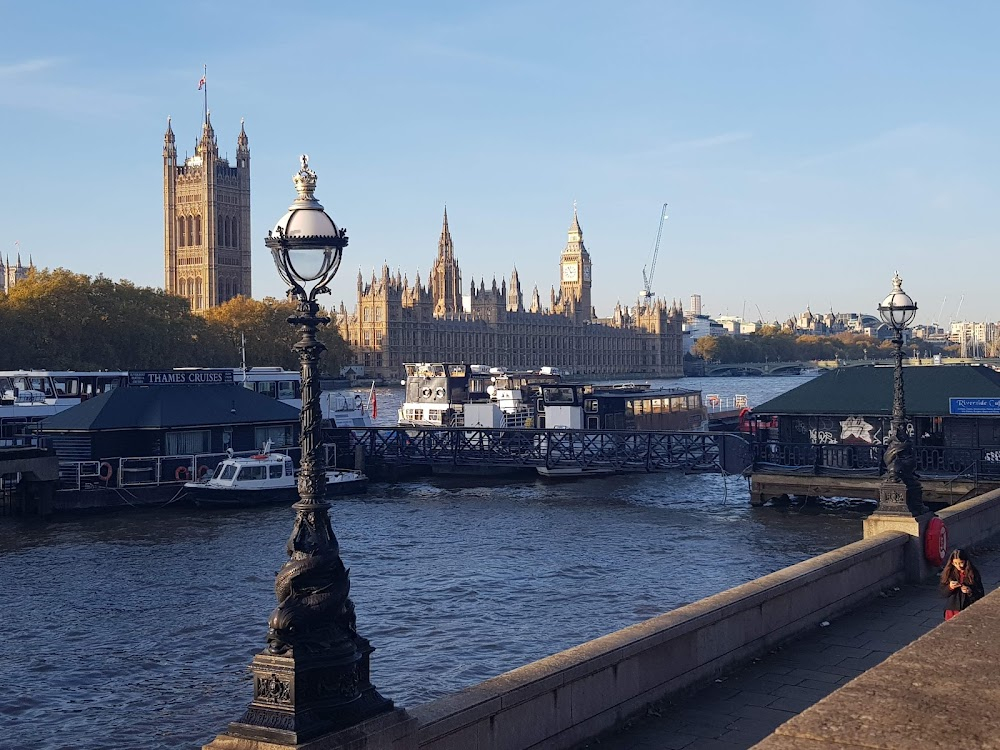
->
<box><xmin>197</xmin><ymin>465</ymin><xmax>210</xmax><ymax>478</ymax></box>
<box><xmin>175</xmin><ymin>466</ymin><xmax>190</xmax><ymax>481</ymax></box>
<box><xmin>99</xmin><ymin>461</ymin><xmax>114</xmax><ymax>482</ymax></box>
<box><xmin>924</xmin><ymin>516</ymin><xmax>948</xmax><ymax>567</ymax></box>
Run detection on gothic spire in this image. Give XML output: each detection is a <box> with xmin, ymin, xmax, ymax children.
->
<box><xmin>237</xmin><ymin>117</ymin><xmax>249</xmax><ymax>153</ymax></box>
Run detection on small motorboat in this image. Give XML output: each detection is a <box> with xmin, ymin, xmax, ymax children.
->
<box><xmin>184</xmin><ymin>443</ymin><xmax>367</xmax><ymax>507</ymax></box>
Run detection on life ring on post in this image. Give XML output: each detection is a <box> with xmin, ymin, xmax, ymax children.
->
<box><xmin>924</xmin><ymin>516</ymin><xmax>948</xmax><ymax>567</ymax></box>
<box><xmin>99</xmin><ymin>461</ymin><xmax>114</xmax><ymax>482</ymax></box>
<box><xmin>175</xmin><ymin>466</ymin><xmax>190</xmax><ymax>481</ymax></box>
<box><xmin>197</xmin><ymin>465</ymin><xmax>210</xmax><ymax>479</ymax></box>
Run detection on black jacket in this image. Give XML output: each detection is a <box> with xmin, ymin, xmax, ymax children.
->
<box><xmin>940</xmin><ymin>562</ymin><xmax>985</xmax><ymax>612</ymax></box>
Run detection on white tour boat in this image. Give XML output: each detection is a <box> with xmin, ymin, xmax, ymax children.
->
<box><xmin>182</xmin><ymin>442</ymin><xmax>367</xmax><ymax>507</ymax></box>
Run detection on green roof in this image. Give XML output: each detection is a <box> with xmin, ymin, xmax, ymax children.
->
<box><xmin>755</xmin><ymin>364</ymin><xmax>1000</xmax><ymax>417</ymax></box>
<box><xmin>38</xmin><ymin>384</ymin><xmax>301</xmax><ymax>432</ymax></box>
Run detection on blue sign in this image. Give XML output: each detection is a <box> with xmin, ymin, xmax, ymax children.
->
<box><xmin>949</xmin><ymin>397</ymin><xmax>1000</xmax><ymax>416</ymax></box>
<box><xmin>130</xmin><ymin>370</ymin><xmax>235</xmax><ymax>386</ymax></box>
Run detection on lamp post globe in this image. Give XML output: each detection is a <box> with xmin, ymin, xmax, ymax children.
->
<box><xmin>876</xmin><ymin>272</ymin><xmax>925</xmax><ymax>517</ymax></box>
<box><xmin>219</xmin><ymin>156</ymin><xmax>393</xmax><ymax>746</ymax></box>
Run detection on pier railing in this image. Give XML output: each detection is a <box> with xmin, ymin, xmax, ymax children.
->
<box><xmin>348</xmin><ymin>427</ymin><xmax>752</xmax><ymax>474</ymax></box>
<box><xmin>56</xmin><ymin>445</ymin><xmax>337</xmax><ymax>491</ymax></box>
<box><xmin>752</xmin><ymin>440</ymin><xmax>1000</xmax><ymax>481</ymax></box>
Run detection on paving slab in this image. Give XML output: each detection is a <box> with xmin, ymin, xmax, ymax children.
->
<box><xmin>574</xmin><ymin>537</ymin><xmax>1000</xmax><ymax>750</ymax></box>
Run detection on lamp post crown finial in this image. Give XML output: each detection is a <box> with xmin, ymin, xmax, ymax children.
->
<box><xmin>293</xmin><ymin>154</ymin><xmax>319</xmax><ymax>204</ymax></box>
<box><xmin>892</xmin><ymin>271</ymin><xmax>903</xmax><ymax>292</ymax></box>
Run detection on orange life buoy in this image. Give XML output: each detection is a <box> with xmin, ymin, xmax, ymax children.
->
<box><xmin>924</xmin><ymin>517</ymin><xmax>948</xmax><ymax>567</ymax></box>
<box><xmin>252</xmin><ymin>454</ymin><xmax>268</xmax><ymax>460</ymax></box>
<box><xmin>175</xmin><ymin>466</ymin><xmax>190</xmax><ymax>481</ymax></box>
<box><xmin>99</xmin><ymin>461</ymin><xmax>113</xmax><ymax>482</ymax></box>
<box><xmin>197</xmin><ymin>465</ymin><xmax>210</xmax><ymax>478</ymax></box>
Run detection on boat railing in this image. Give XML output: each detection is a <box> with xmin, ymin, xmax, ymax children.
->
<box><xmin>704</xmin><ymin>394</ymin><xmax>750</xmax><ymax>413</ymax></box>
<box><xmin>57</xmin><ymin>444</ymin><xmax>338</xmax><ymax>491</ymax></box>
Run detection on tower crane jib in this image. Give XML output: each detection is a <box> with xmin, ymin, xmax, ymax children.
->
<box><xmin>639</xmin><ymin>203</ymin><xmax>668</xmax><ymax>304</ymax></box>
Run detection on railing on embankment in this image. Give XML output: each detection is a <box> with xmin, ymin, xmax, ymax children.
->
<box><xmin>348</xmin><ymin>427</ymin><xmax>753</xmax><ymax>475</ymax></box>
<box><xmin>405</xmin><ymin>489</ymin><xmax>1000</xmax><ymax>750</ymax></box>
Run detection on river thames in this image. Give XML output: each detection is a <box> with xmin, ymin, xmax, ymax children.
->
<box><xmin>1</xmin><ymin>375</ymin><xmax>872</xmax><ymax>749</ymax></box>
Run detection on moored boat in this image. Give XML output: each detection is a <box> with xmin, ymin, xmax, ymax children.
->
<box><xmin>183</xmin><ymin>445</ymin><xmax>367</xmax><ymax>507</ymax></box>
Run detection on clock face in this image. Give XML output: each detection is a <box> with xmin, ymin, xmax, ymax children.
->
<box><xmin>562</xmin><ymin>263</ymin><xmax>578</xmax><ymax>282</ymax></box>
<box><xmin>583</xmin><ymin>265</ymin><xmax>591</xmax><ymax>281</ymax></box>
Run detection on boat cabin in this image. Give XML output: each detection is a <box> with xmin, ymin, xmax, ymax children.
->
<box><xmin>538</xmin><ymin>384</ymin><xmax>706</xmax><ymax>431</ymax></box>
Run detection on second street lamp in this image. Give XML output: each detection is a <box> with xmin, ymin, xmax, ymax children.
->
<box><xmin>876</xmin><ymin>272</ymin><xmax>926</xmax><ymax>517</ymax></box>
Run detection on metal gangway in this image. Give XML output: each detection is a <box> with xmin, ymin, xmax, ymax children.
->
<box><xmin>348</xmin><ymin>427</ymin><xmax>752</xmax><ymax>475</ymax></box>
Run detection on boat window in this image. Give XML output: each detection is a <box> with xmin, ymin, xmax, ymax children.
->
<box><xmin>269</xmin><ymin>464</ymin><xmax>284</xmax><ymax>479</ymax></box>
<box><xmin>584</xmin><ymin>399</ymin><xmax>598</xmax><ymax>413</ymax></box>
<box><xmin>669</xmin><ymin>397</ymin><xmax>681</xmax><ymax>412</ymax></box>
<box><xmin>447</xmin><ymin>365</ymin><xmax>467</xmax><ymax>376</ymax></box>
<box><xmin>587</xmin><ymin>416</ymin><xmax>599</xmax><ymax>429</ymax></box>
<box><xmin>687</xmin><ymin>396</ymin><xmax>698</xmax><ymax>408</ymax></box>
<box><xmin>165</xmin><ymin>430</ymin><xmax>210</xmax><ymax>455</ymax></box>
<box><xmin>255</xmin><ymin>425</ymin><xmax>295</xmax><ymax>448</ymax></box>
<box><xmin>625</xmin><ymin>400</ymin><xmax>634</xmax><ymax>415</ymax></box>
<box><xmin>220</xmin><ymin>464</ymin><xmax>237</xmax><ymax>481</ymax></box>
<box><xmin>285</xmin><ymin>460</ymin><xmax>294</xmax><ymax>476</ymax></box>
<box><xmin>212</xmin><ymin>463</ymin><xmax>226</xmax><ymax>479</ymax></box>
<box><xmin>543</xmin><ymin>386</ymin><xmax>576</xmax><ymax>404</ymax></box>
<box><xmin>257</xmin><ymin>381</ymin><xmax>277</xmax><ymax>399</ymax></box>
<box><xmin>53</xmin><ymin>377</ymin><xmax>80</xmax><ymax>396</ymax></box>
<box><xmin>277</xmin><ymin>381</ymin><xmax>297</xmax><ymax>400</ymax></box>
<box><xmin>651</xmin><ymin>398</ymin><xmax>662</xmax><ymax>413</ymax></box>
<box><xmin>237</xmin><ymin>465</ymin><xmax>266</xmax><ymax>482</ymax></box>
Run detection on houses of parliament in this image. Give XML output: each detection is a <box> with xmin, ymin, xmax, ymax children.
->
<box><xmin>335</xmin><ymin>209</ymin><xmax>685</xmax><ymax>379</ymax></box>
<box><xmin>161</xmin><ymin>113</ymin><xmax>683</xmax><ymax>378</ymax></box>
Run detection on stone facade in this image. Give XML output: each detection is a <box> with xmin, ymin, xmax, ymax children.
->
<box><xmin>162</xmin><ymin>114</ymin><xmax>251</xmax><ymax>311</ymax></box>
<box><xmin>0</xmin><ymin>252</ymin><xmax>32</xmax><ymax>294</ymax></box>
<box><xmin>337</xmin><ymin>209</ymin><xmax>685</xmax><ymax>379</ymax></box>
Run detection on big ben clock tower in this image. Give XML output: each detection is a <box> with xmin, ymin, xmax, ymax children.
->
<box><xmin>558</xmin><ymin>204</ymin><xmax>593</xmax><ymax>322</ymax></box>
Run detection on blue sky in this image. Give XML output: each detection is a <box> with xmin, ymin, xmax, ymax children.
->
<box><xmin>2</xmin><ymin>1</ymin><xmax>998</xmax><ymax>325</ymax></box>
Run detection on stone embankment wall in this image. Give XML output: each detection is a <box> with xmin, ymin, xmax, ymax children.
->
<box><xmin>410</xmin><ymin>533</ymin><xmax>909</xmax><ymax>750</ymax></box>
<box><xmin>937</xmin><ymin>486</ymin><xmax>1000</xmax><ymax>550</ymax></box>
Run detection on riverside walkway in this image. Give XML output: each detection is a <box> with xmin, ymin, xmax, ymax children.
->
<box><xmin>579</xmin><ymin>536</ymin><xmax>1000</xmax><ymax>750</ymax></box>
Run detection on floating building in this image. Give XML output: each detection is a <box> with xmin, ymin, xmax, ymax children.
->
<box><xmin>337</xmin><ymin>208</ymin><xmax>685</xmax><ymax>379</ymax></box>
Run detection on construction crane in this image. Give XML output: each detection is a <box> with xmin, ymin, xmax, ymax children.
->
<box><xmin>638</xmin><ymin>203</ymin><xmax>668</xmax><ymax>305</ymax></box>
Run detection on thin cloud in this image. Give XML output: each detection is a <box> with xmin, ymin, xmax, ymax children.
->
<box><xmin>632</xmin><ymin>131</ymin><xmax>752</xmax><ymax>160</ymax></box>
<box><xmin>0</xmin><ymin>57</ymin><xmax>65</xmax><ymax>78</ymax></box>
<box><xmin>793</xmin><ymin>123</ymin><xmax>937</xmax><ymax>169</ymax></box>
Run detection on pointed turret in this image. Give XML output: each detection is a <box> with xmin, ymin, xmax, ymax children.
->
<box><xmin>237</xmin><ymin>118</ymin><xmax>249</xmax><ymax>153</ymax></box>
<box><xmin>197</xmin><ymin>110</ymin><xmax>218</xmax><ymax>158</ymax></box>
<box><xmin>163</xmin><ymin>116</ymin><xmax>176</xmax><ymax>159</ymax></box>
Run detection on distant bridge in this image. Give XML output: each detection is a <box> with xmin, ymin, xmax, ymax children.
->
<box><xmin>699</xmin><ymin>357</ymin><xmax>1000</xmax><ymax>377</ymax></box>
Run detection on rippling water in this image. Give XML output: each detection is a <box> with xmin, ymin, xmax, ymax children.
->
<box><xmin>1</xmin><ymin>376</ymin><xmax>868</xmax><ymax>749</ymax></box>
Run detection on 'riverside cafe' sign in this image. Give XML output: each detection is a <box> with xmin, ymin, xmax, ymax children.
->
<box><xmin>129</xmin><ymin>370</ymin><xmax>236</xmax><ymax>386</ymax></box>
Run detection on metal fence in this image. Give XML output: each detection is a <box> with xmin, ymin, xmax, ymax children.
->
<box><xmin>752</xmin><ymin>440</ymin><xmax>1000</xmax><ymax>481</ymax></box>
<box><xmin>57</xmin><ymin>444</ymin><xmax>336</xmax><ymax>491</ymax></box>
<box><xmin>348</xmin><ymin>427</ymin><xmax>751</xmax><ymax>474</ymax></box>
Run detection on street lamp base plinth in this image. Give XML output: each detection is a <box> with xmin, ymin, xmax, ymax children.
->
<box><xmin>204</xmin><ymin>707</ymin><xmax>414</xmax><ymax>750</ymax></box>
<box><xmin>221</xmin><ymin>639</ymin><xmax>394</xmax><ymax>747</ymax></box>
<box><xmin>876</xmin><ymin>480</ymin><xmax>926</xmax><ymax>517</ymax></box>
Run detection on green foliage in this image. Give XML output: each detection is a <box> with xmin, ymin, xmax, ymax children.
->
<box><xmin>0</xmin><ymin>269</ymin><xmax>352</xmax><ymax>374</ymax></box>
<box><xmin>690</xmin><ymin>329</ymin><xmax>938</xmax><ymax>364</ymax></box>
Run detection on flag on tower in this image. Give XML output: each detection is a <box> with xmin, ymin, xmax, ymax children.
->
<box><xmin>198</xmin><ymin>75</ymin><xmax>206</xmax><ymax>90</ymax></box>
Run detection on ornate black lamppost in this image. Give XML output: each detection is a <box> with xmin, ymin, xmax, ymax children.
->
<box><xmin>222</xmin><ymin>156</ymin><xmax>392</xmax><ymax>745</ymax></box>
<box><xmin>876</xmin><ymin>272</ymin><xmax>926</xmax><ymax>517</ymax></box>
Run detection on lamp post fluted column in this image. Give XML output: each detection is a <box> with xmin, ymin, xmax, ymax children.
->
<box><xmin>214</xmin><ymin>156</ymin><xmax>393</xmax><ymax>747</ymax></box>
<box><xmin>877</xmin><ymin>273</ymin><xmax>926</xmax><ymax>517</ymax></box>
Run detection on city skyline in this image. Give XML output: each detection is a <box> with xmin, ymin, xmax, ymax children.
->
<box><xmin>2</xmin><ymin>2</ymin><xmax>999</xmax><ymax>323</ymax></box>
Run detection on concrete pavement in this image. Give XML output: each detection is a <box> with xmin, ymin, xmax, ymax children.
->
<box><xmin>576</xmin><ymin>537</ymin><xmax>1000</xmax><ymax>750</ymax></box>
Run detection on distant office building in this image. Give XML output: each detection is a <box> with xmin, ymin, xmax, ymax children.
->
<box><xmin>683</xmin><ymin>315</ymin><xmax>724</xmax><ymax>354</ymax></box>
<box><xmin>0</xmin><ymin>252</ymin><xmax>32</xmax><ymax>294</ymax></box>
<box><xmin>337</xmin><ymin>208</ymin><xmax>685</xmax><ymax>379</ymax></box>
<box><xmin>689</xmin><ymin>294</ymin><xmax>703</xmax><ymax>317</ymax></box>
<box><xmin>162</xmin><ymin>112</ymin><xmax>251</xmax><ymax>311</ymax></box>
